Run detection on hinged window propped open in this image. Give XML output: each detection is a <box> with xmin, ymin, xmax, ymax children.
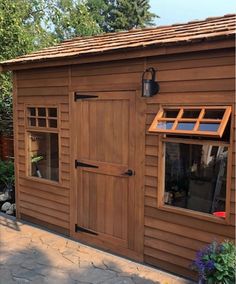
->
<box><xmin>149</xmin><ymin>106</ymin><xmax>231</xmax><ymax>137</ymax></box>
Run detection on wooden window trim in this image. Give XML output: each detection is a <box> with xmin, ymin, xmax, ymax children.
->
<box><xmin>25</xmin><ymin>105</ymin><xmax>61</xmax><ymax>184</ymax></box>
<box><xmin>149</xmin><ymin>106</ymin><xmax>231</xmax><ymax>138</ymax></box>
<box><xmin>27</xmin><ymin>106</ymin><xmax>58</xmax><ymax>130</ymax></box>
<box><xmin>157</xmin><ymin>133</ymin><xmax>232</xmax><ymax>225</ymax></box>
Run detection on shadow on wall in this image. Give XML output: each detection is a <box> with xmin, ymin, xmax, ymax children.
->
<box><xmin>0</xmin><ymin>246</ymin><xmax>160</xmax><ymax>284</ymax></box>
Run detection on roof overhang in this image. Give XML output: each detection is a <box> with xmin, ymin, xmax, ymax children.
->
<box><xmin>0</xmin><ymin>35</ymin><xmax>235</xmax><ymax>72</ymax></box>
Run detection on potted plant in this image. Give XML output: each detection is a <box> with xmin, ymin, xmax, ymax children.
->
<box><xmin>192</xmin><ymin>240</ymin><xmax>236</xmax><ymax>284</ymax></box>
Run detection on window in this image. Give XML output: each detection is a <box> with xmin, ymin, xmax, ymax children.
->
<box><xmin>149</xmin><ymin>106</ymin><xmax>231</xmax><ymax>138</ymax></box>
<box><xmin>26</xmin><ymin>106</ymin><xmax>59</xmax><ymax>182</ymax></box>
<box><xmin>29</xmin><ymin>132</ymin><xmax>59</xmax><ymax>181</ymax></box>
<box><xmin>164</xmin><ymin>142</ymin><xmax>227</xmax><ymax>215</ymax></box>
<box><xmin>149</xmin><ymin>105</ymin><xmax>232</xmax><ymax>220</ymax></box>
<box><xmin>28</xmin><ymin>107</ymin><xmax>58</xmax><ymax>129</ymax></box>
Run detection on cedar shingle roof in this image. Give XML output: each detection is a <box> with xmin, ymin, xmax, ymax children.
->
<box><xmin>1</xmin><ymin>14</ymin><xmax>235</xmax><ymax>67</ymax></box>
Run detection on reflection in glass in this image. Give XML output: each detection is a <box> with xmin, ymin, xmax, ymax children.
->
<box><xmin>164</xmin><ymin>142</ymin><xmax>227</xmax><ymax>216</ymax></box>
<box><xmin>182</xmin><ymin>110</ymin><xmax>200</xmax><ymax>118</ymax></box>
<box><xmin>199</xmin><ymin>123</ymin><xmax>219</xmax><ymax>132</ymax></box>
<box><xmin>29</xmin><ymin>132</ymin><xmax>59</xmax><ymax>181</ymax></box>
<box><xmin>157</xmin><ymin>121</ymin><xmax>174</xmax><ymax>130</ymax></box>
<box><xmin>176</xmin><ymin>122</ymin><xmax>195</xmax><ymax>131</ymax></box>
<box><xmin>204</xmin><ymin>110</ymin><xmax>224</xmax><ymax>119</ymax></box>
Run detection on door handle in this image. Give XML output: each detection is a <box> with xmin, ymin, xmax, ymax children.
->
<box><xmin>122</xmin><ymin>169</ymin><xmax>135</xmax><ymax>176</ymax></box>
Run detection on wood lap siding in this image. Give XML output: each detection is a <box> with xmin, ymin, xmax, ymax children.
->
<box><xmin>144</xmin><ymin>48</ymin><xmax>235</xmax><ymax>278</ymax></box>
<box><xmin>15</xmin><ymin>67</ymin><xmax>70</xmax><ymax>232</ymax></box>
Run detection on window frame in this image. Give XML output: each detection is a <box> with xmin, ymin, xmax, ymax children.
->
<box><xmin>27</xmin><ymin>106</ymin><xmax>58</xmax><ymax>130</ymax></box>
<box><xmin>25</xmin><ymin>105</ymin><xmax>61</xmax><ymax>185</ymax></box>
<box><xmin>149</xmin><ymin>106</ymin><xmax>231</xmax><ymax>138</ymax></box>
<box><xmin>155</xmin><ymin>105</ymin><xmax>233</xmax><ymax>224</ymax></box>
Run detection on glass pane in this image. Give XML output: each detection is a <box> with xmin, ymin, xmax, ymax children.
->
<box><xmin>182</xmin><ymin>110</ymin><xmax>200</xmax><ymax>118</ymax></box>
<box><xmin>48</xmin><ymin>108</ymin><xmax>57</xmax><ymax>117</ymax></box>
<box><xmin>198</xmin><ymin>123</ymin><xmax>219</xmax><ymax>132</ymax></box>
<box><xmin>176</xmin><ymin>122</ymin><xmax>195</xmax><ymax>131</ymax></box>
<box><xmin>204</xmin><ymin>109</ymin><xmax>224</xmax><ymax>119</ymax></box>
<box><xmin>164</xmin><ymin>142</ymin><xmax>227</xmax><ymax>216</ymax></box>
<box><xmin>29</xmin><ymin>132</ymin><xmax>59</xmax><ymax>181</ymax></box>
<box><xmin>49</xmin><ymin>119</ymin><xmax>57</xmax><ymax>128</ymax></box>
<box><xmin>157</xmin><ymin>121</ymin><xmax>174</xmax><ymax>130</ymax></box>
<box><xmin>38</xmin><ymin>108</ymin><xmax>46</xmax><ymax>117</ymax></box>
<box><xmin>29</xmin><ymin>118</ymin><xmax>36</xmax><ymax>127</ymax></box>
<box><xmin>38</xmin><ymin>118</ymin><xmax>46</xmax><ymax>127</ymax></box>
<box><xmin>29</xmin><ymin>108</ymin><xmax>36</xmax><ymax>116</ymax></box>
<box><xmin>165</xmin><ymin>110</ymin><xmax>179</xmax><ymax>118</ymax></box>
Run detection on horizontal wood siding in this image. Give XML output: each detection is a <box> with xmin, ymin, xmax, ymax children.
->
<box><xmin>15</xmin><ymin>67</ymin><xmax>70</xmax><ymax>231</ymax></box>
<box><xmin>143</xmin><ymin>48</ymin><xmax>235</xmax><ymax>279</ymax></box>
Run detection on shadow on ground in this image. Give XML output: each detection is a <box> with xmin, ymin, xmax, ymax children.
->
<box><xmin>0</xmin><ymin>212</ymin><xmax>21</xmax><ymax>231</ymax></box>
<box><xmin>0</xmin><ymin>246</ymin><xmax>160</xmax><ymax>284</ymax></box>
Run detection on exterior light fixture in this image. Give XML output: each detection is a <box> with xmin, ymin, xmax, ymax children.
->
<box><xmin>142</xmin><ymin>67</ymin><xmax>160</xmax><ymax>97</ymax></box>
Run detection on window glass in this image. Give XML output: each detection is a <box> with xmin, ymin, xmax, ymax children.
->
<box><xmin>157</xmin><ymin>121</ymin><xmax>174</xmax><ymax>130</ymax></box>
<box><xmin>48</xmin><ymin>108</ymin><xmax>57</xmax><ymax>117</ymax></box>
<box><xmin>38</xmin><ymin>108</ymin><xmax>46</xmax><ymax>117</ymax></box>
<box><xmin>29</xmin><ymin>132</ymin><xmax>59</xmax><ymax>181</ymax></box>
<box><xmin>204</xmin><ymin>110</ymin><xmax>224</xmax><ymax>119</ymax></box>
<box><xmin>182</xmin><ymin>110</ymin><xmax>200</xmax><ymax>118</ymax></box>
<box><xmin>29</xmin><ymin>107</ymin><xmax>36</xmax><ymax>116</ymax></box>
<box><xmin>29</xmin><ymin>118</ymin><xmax>36</xmax><ymax>127</ymax></box>
<box><xmin>165</xmin><ymin>110</ymin><xmax>179</xmax><ymax>118</ymax></box>
<box><xmin>176</xmin><ymin>122</ymin><xmax>195</xmax><ymax>131</ymax></box>
<box><xmin>38</xmin><ymin>118</ymin><xmax>46</xmax><ymax>127</ymax></box>
<box><xmin>164</xmin><ymin>142</ymin><xmax>227</xmax><ymax>216</ymax></box>
<box><xmin>49</xmin><ymin>119</ymin><xmax>57</xmax><ymax>128</ymax></box>
<box><xmin>198</xmin><ymin>123</ymin><xmax>220</xmax><ymax>132</ymax></box>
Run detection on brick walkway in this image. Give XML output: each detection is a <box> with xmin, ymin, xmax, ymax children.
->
<box><xmin>0</xmin><ymin>213</ymin><xmax>194</xmax><ymax>284</ymax></box>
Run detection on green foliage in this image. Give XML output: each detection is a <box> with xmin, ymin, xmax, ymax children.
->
<box><xmin>0</xmin><ymin>0</ymin><xmax>157</xmax><ymax>133</ymax></box>
<box><xmin>0</xmin><ymin>159</ymin><xmax>14</xmax><ymax>188</ymax></box>
<box><xmin>87</xmin><ymin>0</ymin><xmax>157</xmax><ymax>32</ymax></box>
<box><xmin>47</xmin><ymin>0</ymin><xmax>102</xmax><ymax>41</ymax></box>
<box><xmin>192</xmin><ymin>240</ymin><xmax>236</xmax><ymax>284</ymax></box>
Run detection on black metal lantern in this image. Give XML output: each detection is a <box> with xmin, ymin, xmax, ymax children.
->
<box><xmin>142</xmin><ymin>67</ymin><xmax>160</xmax><ymax>97</ymax></box>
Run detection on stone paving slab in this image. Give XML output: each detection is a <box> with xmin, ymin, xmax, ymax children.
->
<box><xmin>0</xmin><ymin>213</ymin><xmax>195</xmax><ymax>284</ymax></box>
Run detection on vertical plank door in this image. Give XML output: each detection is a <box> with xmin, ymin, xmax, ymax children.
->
<box><xmin>75</xmin><ymin>91</ymin><xmax>142</xmax><ymax>260</ymax></box>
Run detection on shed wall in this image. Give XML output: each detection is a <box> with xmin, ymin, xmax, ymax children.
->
<box><xmin>14</xmin><ymin>47</ymin><xmax>235</xmax><ymax>279</ymax></box>
<box><xmin>15</xmin><ymin>67</ymin><xmax>71</xmax><ymax>234</ymax></box>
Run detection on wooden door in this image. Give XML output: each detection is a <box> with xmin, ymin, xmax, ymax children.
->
<box><xmin>75</xmin><ymin>91</ymin><xmax>141</xmax><ymax>259</ymax></box>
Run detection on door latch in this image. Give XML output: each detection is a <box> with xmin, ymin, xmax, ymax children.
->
<box><xmin>122</xmin><ymin>169</ymin><xmax>135</xmax><ymax>176</ymax></box>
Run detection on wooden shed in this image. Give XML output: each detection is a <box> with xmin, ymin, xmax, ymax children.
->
<box><xmin>0</xmin><ymin>14</ymin><xmax>235</xmax><ymax>280</ymax></box>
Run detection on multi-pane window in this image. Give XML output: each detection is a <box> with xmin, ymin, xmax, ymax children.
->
<box><xmin>26</xmin><ymin>106</ymin><xmax>59</xmax><ymax>182</ymax></box>
<box><xmin>149</xmin><ymin>106</ymin><xmax>231</xmax><ymax>137</ymax></box>
<box><xmin>28</xmin><ymin>107</ymin><xmax>58</xmax><ymax>129</ymax></box>
<box><xmin>149</xmin><ymin>105</ymin><xmax>232</xmax><ymax>219</ymax></box>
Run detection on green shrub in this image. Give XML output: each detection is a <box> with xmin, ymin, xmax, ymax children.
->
<box><xmin>192</xmin><ymin>240</ymin><xmax>236</xmax><ymax>284</ymax></box>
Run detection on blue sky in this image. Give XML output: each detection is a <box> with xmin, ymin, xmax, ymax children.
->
<box><xmin>149</xmin><ymin>0</ymin><xmax>236</xmax><ymax>26</ymax></box>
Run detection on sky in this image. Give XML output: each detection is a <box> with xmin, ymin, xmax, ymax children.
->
<box><xmin>149</xmin><ymin>0</ymin><xmax>236</xmax><ymax>26</ymax></box>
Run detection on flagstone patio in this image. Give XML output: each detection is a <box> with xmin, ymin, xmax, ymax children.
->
<box><xmin>0</xmin><ymin>213</ymin><xmax>195</xmax><ymax>284</ymax></box>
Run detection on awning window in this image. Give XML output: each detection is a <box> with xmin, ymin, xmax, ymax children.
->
<box><xmin>149</xmin><ymin>106</ymin><xmax>231</xmax><ymax>137</ymax></box>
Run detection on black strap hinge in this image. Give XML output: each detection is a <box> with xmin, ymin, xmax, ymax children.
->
<box><xmin>75</xmin><ymin>160</ymin><xmax>98</xmax><ymax>169</ymax></box>
<box><xmin>75</xmin><ymin>224</ymin><xmax>98</xmax><ymax>235</ymax></box>
<box><xmin>74</xmin><ymin>92</ymin><xmax>98</xmax><ymax>101</ymax></box>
